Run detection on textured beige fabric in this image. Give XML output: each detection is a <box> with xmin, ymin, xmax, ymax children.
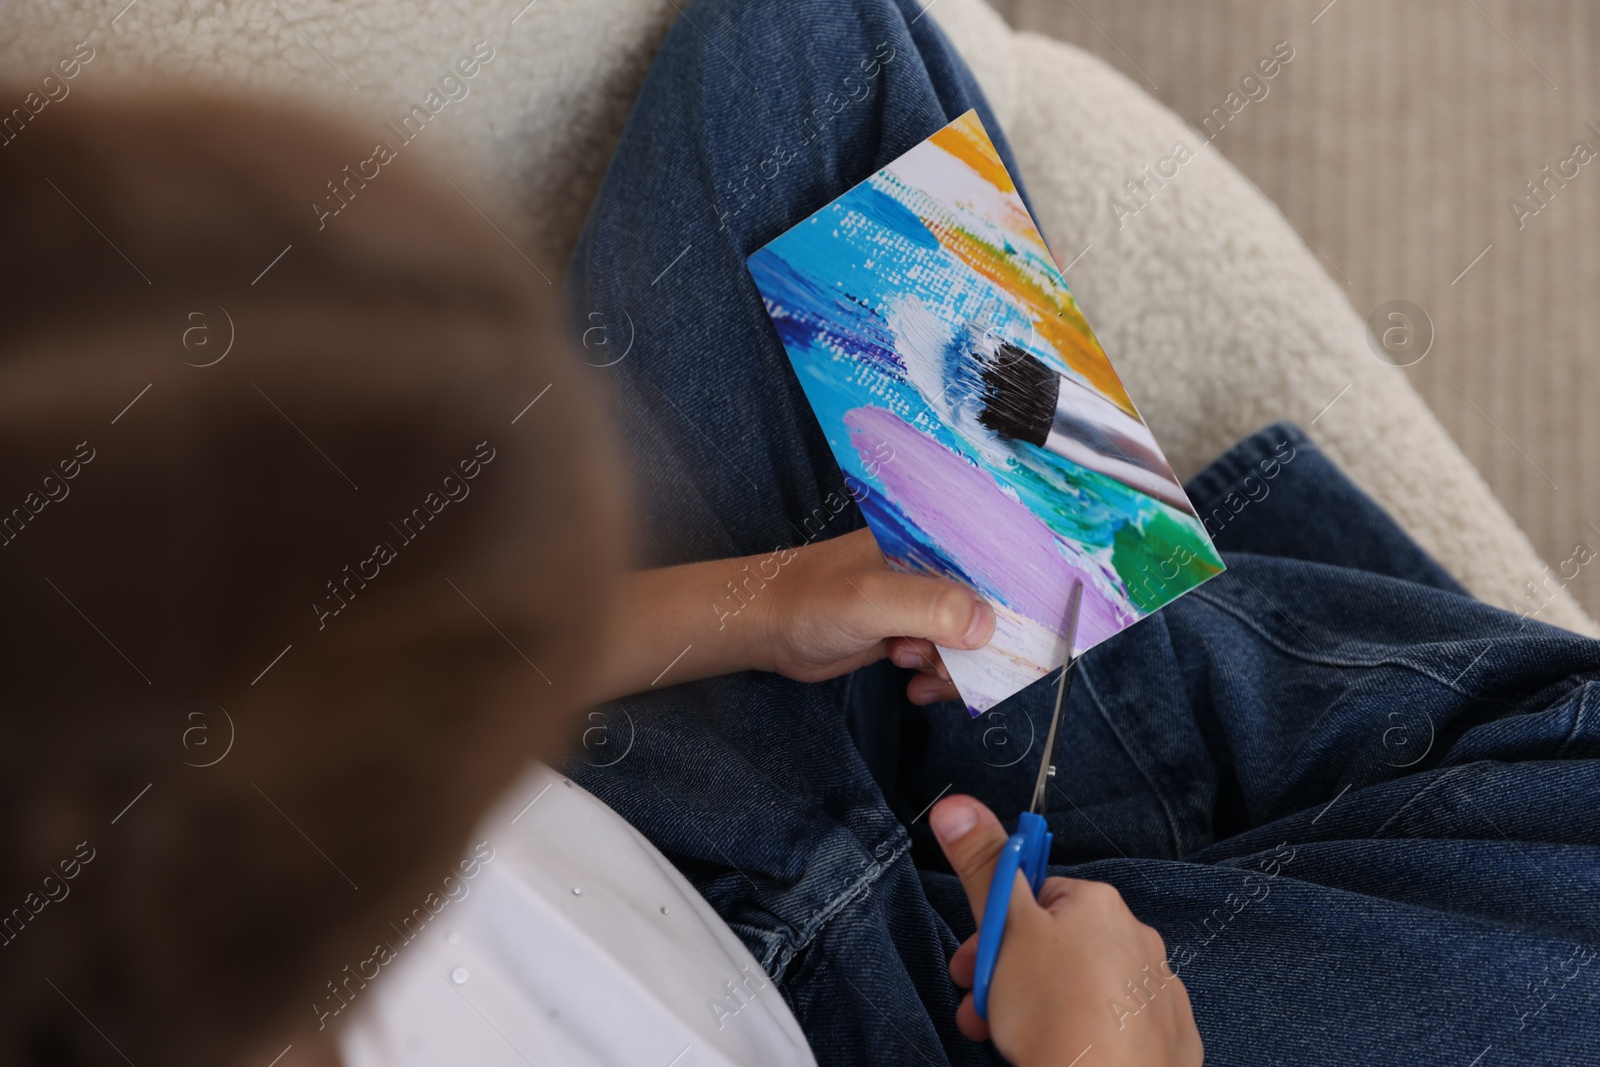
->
<box><xmin>0</xmin><ymin>0</ymin><xmax>678</xmax><ymax>267</ymax></box>
<box><xmin>990</xmin><ymin>0</ymin><xmax>1600</xmax><ymax>622</ymax></box>
<box><xmin>3</xmin><ymin>0</ymin><xmax>1588</xmax><ymax>630</ymax></box>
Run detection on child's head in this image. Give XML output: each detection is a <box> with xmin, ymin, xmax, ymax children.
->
<box><xmin>0</xmin><ymin>89</ymin><xmax>621</xmax><ymax>1063</ymax></box>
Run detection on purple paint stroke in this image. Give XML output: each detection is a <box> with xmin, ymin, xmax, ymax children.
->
<box><xmin>845</xmin><ymin>405</ymin><xmax>1123</xmax><ymax>650</ymax></box>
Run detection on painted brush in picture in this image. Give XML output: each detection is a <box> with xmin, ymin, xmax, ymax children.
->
<box><xmin>748</xmin><ymin>109</ymin><xmax>1224</xmax><ymax>716</ymax></box>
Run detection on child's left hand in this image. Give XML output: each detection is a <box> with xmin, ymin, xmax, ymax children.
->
<box><xmin>595</xmin><ymin>528</ymin><xmax>995</xmax><ymax>706</ymax></box>
<box><xmin>755</xmin><ymin>528</ymin><xmax>995</xmax><ymax>704</ymax></box>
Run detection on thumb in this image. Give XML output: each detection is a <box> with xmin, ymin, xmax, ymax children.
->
<box><xmin>929</xmin><ymin>794</ymin><xmax>1021</xmax><ymax>926</ymax></box>
<box><xmin>847</xmin><ymin>570</ymin><xmax>995</xmax><ymax>650</ymax></box>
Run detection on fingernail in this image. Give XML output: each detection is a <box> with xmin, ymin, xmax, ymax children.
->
<box><xmin>930</xmin><ymin>797</ymin><xmax>978</xmax><ymax>844</ymax></box>
<box><xmin>962</xmin><ymin>600</ymin><xmax>993</xmax><ymax>647</ymax></box>
<box><xmin>893</xmin><ymin>649</ymin><xmax>918</xmax><ymax>669</ymax></box>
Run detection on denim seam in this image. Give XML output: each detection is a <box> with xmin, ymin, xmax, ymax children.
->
<box><xmin>743</xmin><ymin>924</ymin><xmax>789</xmax><ymax>977</ymax></box>
<box><xmin>1184</xmin><ymin>424</ymin><xmax>1311</xmax><ymax>516</ymax></box>
<box><xmin>1189</xmin><ymin>586</ymin><xmax>1518</xmax><ymax>700</ymax></box>
<box><xmin>1077</xmin><ymin>664</ymin><xmax>1184</xmax><ymax>856</ymax></box>
<box><xmin>773</xmin><ymin>829</ymin><xmax>913</xmax><ymax>974</ymax></box>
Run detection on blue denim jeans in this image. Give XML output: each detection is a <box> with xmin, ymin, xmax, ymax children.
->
<box><xmin>564</xmin><ymin>1</ymin><xmax>1600</xmax><ymax>1064</ymax></box>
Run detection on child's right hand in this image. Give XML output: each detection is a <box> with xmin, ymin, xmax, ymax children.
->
<box><xmin>930</xmin><ymin>795</ymin><xmax>1204</xmax><ymax>1067</ymax></box>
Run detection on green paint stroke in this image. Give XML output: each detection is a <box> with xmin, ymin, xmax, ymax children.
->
<box><xmin>1111</xmin><ymin>508</ymin><xmax>1225</xmax><ymax>614</ymax></box>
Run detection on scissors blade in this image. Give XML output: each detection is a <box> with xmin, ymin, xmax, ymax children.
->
<box><xmin>1029</xmin><ymin>579</ymin><xmax>1084</xmax><ymax>816</ymax></box>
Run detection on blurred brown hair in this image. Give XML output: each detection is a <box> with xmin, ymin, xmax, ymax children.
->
<box><xmin>0</xmin><ymin>88</ymin><xmax>619</xmax><ymax>1064</ymax></box>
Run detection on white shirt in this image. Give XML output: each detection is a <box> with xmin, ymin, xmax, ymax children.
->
<box><xmin>339</xmin><ymin>764</ymin><xmax>818</xmax><ymax>1067</ymax></box>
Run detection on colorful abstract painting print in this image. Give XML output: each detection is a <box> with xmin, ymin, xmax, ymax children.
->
<box><xmin>748</xmin><ymin>109</ymin><xmax>1223</xmax><ymax>716</ymax></box>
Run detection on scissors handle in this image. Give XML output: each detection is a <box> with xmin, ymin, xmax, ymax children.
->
<box><xmin>972</xmin><ymin>811</ymin><xmax>1051</xmax><ymax>1019</ymax></box>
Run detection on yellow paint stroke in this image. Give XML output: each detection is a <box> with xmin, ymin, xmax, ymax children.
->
<box><xmin>924</xmin><ymin>112</ymin><xmax>1136</xmax><ymax>415</ymax></box>
<box><xmin>942</xmin><ymin>227</ymin><xmax>1134</xmax><ymax>413</ymax></box>
<box><xmin>929</xmin><ymin>112</ymin><xmax>1016</xmax><ymax>195</ymax></box>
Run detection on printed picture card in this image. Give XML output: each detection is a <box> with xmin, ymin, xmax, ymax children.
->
<box><xmin>748</xmin><ymin>109</ymin><xmax>1224</xmax><ymax>715</ymax></box>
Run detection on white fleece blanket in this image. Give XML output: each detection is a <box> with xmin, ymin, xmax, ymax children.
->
<box><xmin>4</xmin><ymin>0</ymin><xmax>1587</xmax><ymax>632</ymax></box>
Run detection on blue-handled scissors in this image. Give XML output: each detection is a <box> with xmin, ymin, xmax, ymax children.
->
<box><xmin>972</xmin><ymin>579</ymin><xmax>1084</xmax><ymax>1020</ymax></box>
